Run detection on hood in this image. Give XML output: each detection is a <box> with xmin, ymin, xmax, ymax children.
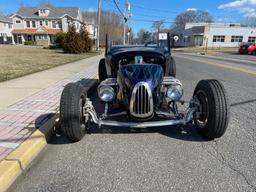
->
<box><xmin>118</xmin><ymin>64</ymin><xmax>163</xmax><ymax>106</ymax></box>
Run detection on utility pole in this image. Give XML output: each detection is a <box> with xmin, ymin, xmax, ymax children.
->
<box><xmin>96</xmin><ymin>0</ymin><xmax>101</xmax><ymax>51</ymax></box>
<box><xmin>123</xmin><ymin>0</ymin><xmax>128</xmax><ymax>45</ymax></box>
<box><xmin>123</xmin><ymin>0</ymin><xmax>131</xmax><ymax>45</ymax></box>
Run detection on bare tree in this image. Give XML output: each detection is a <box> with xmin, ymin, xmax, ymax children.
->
<box><xmin>82</xmin><ymin>9</ymin><xmax>124</xmax><ymax>45</ymax></box>
<box><xmin>241</xmin><ymin>17</ymin><xmax>256</xmax><ymax>27</ymax></box>
<box><xmin>151</xmin><ymin>20</ymin><xmax>165</xmax><ymax>33</ymax></box>
<box><xmin>172</xmin><ymin>10</ymin><xmax>213</xmax><ymax>34</ymax></box>
<box><xmin>137</xmin><ymin>29</ymin><xmax>151</xmax><ymax>44</ymax></box>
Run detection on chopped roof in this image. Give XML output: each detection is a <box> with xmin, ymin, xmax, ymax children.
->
<box><xmin>16</xmin><ymin>6</ymin><xmax>80</xmax><ymax>19</ymax></box>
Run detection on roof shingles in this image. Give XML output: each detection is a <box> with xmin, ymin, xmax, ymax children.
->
<box><xmin>16</xmin><ymin>6</ymin><xmax>80</xmax><ymax>19</ymax></box>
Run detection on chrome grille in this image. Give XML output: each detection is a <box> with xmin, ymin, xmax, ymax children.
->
<box><xmin>130</xmin><ymin>82</ymin><xmax>153</xmax><ymax>118</ymax></box>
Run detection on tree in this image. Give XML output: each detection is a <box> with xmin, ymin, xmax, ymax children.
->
<box><xmin>151</xmin><ymin>20</ymin><xmax>165</xmax><ymax>33</ymax></box>
<box><xmin>241</xmin><ymin>17</ymin><xmax>256</xmax><ymax>27</ymax></box>
<box><xmin>82</xmin><ymin>9</ymin><xmax>124</xmax><ymax>45</ymax></box>
<box><xmin>54</xmin><ymin>32</ymin><xmax>66</xmax><ymax>47</ymax></box>
<box><xmin>172</xmin><ymin>10</ymin><xmax>213</xmax><ymax>34</ymax></box>
<box><xmin>62</xmin><ymin>25</ymin><xmax>84</xmax><ymax>54</ymax></box>
<box><xmin>137</xmin><ymin>29</ymin><xmax>151</xmax><ymax>44</ymax></box>
<box><xmin>80</xmin><ymin>24</ymin><xmax>92</xmax><ymax>52</ymax></box>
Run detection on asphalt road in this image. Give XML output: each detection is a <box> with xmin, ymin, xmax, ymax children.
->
<box><xmin>8</xmin><ymin>53</ymin><xmax>256</xmax><ymax>192</ymax></box>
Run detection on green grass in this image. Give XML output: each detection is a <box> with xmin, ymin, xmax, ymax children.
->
<box><xmin>0</xmin><ymin>45</ymin><xmax>99</xmax><ymax>82</ymax></box>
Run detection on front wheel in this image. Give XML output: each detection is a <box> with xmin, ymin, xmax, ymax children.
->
<box><xmin>60</xmin><ymin>82</ymin><xmax>88</xmax><ymax>142</ymax></box>
<box><xmin>193</xmin><ymin>79</ymin><xmax>230</xmax><ymax>139</ymax></box>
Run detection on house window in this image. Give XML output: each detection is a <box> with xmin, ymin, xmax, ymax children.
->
<box><xmin>16</xmin><ymin>20</ymin><xmax>21</xmax><ymax>23</ymax></box>
<box><xmin>213</xmin><ymin>35</ymin><xmax>225</xmax><ymax>42</ymax></box>
<box><xmin>39</xmin><ymin>21</ymin><xmax>43</xmax><ymax>26</ymax></box>
<box><xmin>45</xmin><ymin>20</ymin><xmax>48</xmax><ymax>26</ymax></box>
<box><xmin>32</xmin><ymin>21</ymin><xmax>36</xmax><ymax>28</ymax></box>
<box><xmin>231</xmin><ymin>36</ymin><xmax>243</xmax><ymax>42</ymax></box>
<box><xmin>8</xmin><ymin>24</ymin><xmax>12</xmax><ymax>28</ymax></box>
<box><xmin>58</xmin><ymin>21</ymin><xmax>62</xmax><ymax>28</ymax></box>
<box><xmin>52</xmin><ymin>21</ymin><xmax>56</xmax><ymax>28</ymax></box>
<box><xmin>248</xmin><ymin>36</ymin><xmax>256</xmax><ymax>43</ymax></box>
<box><xmin>38</xmin><ymin>35</ymin><xmax>47</xmax><ymax>40</ymax></box>
<box><xmin>26</xmin><ymin>21</ymin><xmax>30</xmax><ymax>28</ymax></box>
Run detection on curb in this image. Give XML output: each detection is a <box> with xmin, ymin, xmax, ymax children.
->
<box><xmin>0</xmin><ymin>79</ymin><xmax>98</xmax><ymax>192</ymax></box>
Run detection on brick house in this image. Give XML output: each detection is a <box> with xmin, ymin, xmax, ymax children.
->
<box><xmin>0</xmin><ymin>15</ymin><xmax>13</xmax><ymax>44</ymax></box>
<box><xmin>10</xmin><ymin>6</ymin><xmax>86</xmax><ymax>46</ymax></box>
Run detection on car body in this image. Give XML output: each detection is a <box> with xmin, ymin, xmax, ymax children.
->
<box><xmin>60</xmin><ymin>34</ymin><xmax>230</xmax><ymax>142</ymax></box>
<box><xmin>247</xmin><ymin>43</ymin><xmax>256</xmax><ymax>55</ymax></box>
<box><xmin>238</xmin><ymin>43</ymin><xmax>251</xmax><ymax>54</ymax></box>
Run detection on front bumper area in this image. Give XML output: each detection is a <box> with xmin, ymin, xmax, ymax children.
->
<box><xmin>85</xmin><ymin>101</ymin><xmax>197</xmax><ymax>128</ymax></box>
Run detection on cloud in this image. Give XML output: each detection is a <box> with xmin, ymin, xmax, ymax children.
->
<box><xmin>186</xmin><ymin>8</ymin><xmax>198</xmax><ymax>11</ymax></box>
<box><xmin>218</xmin><ymin>0</ymin><xmax>256</xmax><ymax>17</ymax></box>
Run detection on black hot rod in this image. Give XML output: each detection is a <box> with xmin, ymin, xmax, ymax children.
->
<box><xmin>60</xmin><ymin>35</ymin><xmax>230</xmax><ymax>142</ymax></box>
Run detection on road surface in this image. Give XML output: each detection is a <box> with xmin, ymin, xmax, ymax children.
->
<box><xmin>8</xmin><ymin>53</ymin><xmax>256</xmax><ymax>192</ymax></box>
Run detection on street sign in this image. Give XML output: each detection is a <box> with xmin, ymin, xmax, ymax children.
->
<box><xmin>159</xmin><ymin>33</ymin><xmax>168</xmax><ymax>40</ymax></box>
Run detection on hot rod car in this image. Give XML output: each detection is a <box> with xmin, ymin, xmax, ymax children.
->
<box><xmin>60</xmin><ymin>35</ymin><xmax>230</xmax><ymax>142</ymax></box>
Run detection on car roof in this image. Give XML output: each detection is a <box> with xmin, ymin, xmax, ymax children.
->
<box><xmin>109</xmin><ymin>45</ymin><xmax>169</xmax><ymax>56</ymax></box>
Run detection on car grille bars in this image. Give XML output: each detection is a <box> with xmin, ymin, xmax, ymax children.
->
<box><xmin>130</xmin><ymin>82</ymin><xmax>153</xmax><ymax>118</ymax></box>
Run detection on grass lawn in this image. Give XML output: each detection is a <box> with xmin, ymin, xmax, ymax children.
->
<box><xmin>0</xmin><ymin>45</ymin><xmax>99</xmax><ymax>82</ymax></box>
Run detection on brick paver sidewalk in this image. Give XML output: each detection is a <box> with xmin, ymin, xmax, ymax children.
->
<box><xmin>0</xmin><ymin>65</ymin><xmax>97</xmax><ymax>160</ymax></box>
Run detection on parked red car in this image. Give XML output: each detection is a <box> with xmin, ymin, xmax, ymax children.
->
<box><xmin>247</xmin><ymin>43</ymin><xmax>256</xmax><ymax>55</ymax></box>
<box><xmin>238</xmin><ymin>43</ymin><xmax>251</xmax><ymax>54</ymax></box>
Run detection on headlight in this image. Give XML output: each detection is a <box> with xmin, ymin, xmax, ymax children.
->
<box><xmin>98</xmin><ymin>85</ymin><xmax>115</xmax><ymax>102</ymax></box>
<box><xmin>166</xmin><ymin>85</ymin><xmax>183</xmax><ymax>101</ymax></box>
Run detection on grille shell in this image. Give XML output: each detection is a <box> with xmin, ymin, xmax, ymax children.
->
<box><xmin>129</xmin><ymin>82</ymin><xmax>153</xmax><ymax>118</ymax></box>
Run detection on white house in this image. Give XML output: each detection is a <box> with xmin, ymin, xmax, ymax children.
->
<box><xmin>0</xmin><ymin>15</ymin><xmax>13</xmax><ymax>44</ymax></box>
<box><xmin>10</xmin><ymin>6</ymin><xmax>94</xmax><ymax>46</ymax></box>
<box><xmin>178</xmin><ymin>22</ymin><xmax>256</xmax><ymax>47</ymax></box>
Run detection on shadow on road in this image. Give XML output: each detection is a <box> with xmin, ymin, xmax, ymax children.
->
<box><xmin>230</xmin><ymin>99</ymin><xmax>256</xmax><ymax>107</ymax></box>
<box><xmin>48</xmin><ymin>123</ymin><xmax>207</xmax><ymax>145</ymax></box>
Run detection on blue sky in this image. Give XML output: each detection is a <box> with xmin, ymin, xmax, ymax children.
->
<box><xmin>0</xmin><ymin>0</ymin><xmax>254</xmax><ymax>33</ymax></box>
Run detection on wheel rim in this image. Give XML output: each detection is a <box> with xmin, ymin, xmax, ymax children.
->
<box><xmin>195</xmin><ymin>90</ymin><xmax>209</xmax><ymax>128</ymax></box>
<box><xmin>79</xmin><ymin>94</ymin><xmax>86</xmax><ymax>131</ymax></box>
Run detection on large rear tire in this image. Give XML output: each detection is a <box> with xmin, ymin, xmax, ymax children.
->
<box><xmin>193</xmin><ymin>79</ymin><xmax>230</xmax><ymax>139</ymax></box>
<box><xmin>169</xmin><ymin>57</ymin><xmax>176</xmax><ymax>77</ymax></box>
<box><xmin>98</xmin><ymin>58</ymin><xmax>107</xmax><ymax>82</ymax></box>
<box><xmin>60</xmin><ymin>82</ymin><xmax>87</xmax><ymax>142</ymax></box>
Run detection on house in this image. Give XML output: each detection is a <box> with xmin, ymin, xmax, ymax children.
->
<box><xmin>10</xmin><ymin>6</ymin><xmax>84</xmax><ymax>46</ymax></box>
<box><xmin>0</xmin><ymin>15</ymin><xmax>13</xmax><ymax>44</ymax></box>
<box><xmin>178</xmin><ymin>22</ymin><xmax>256</xmax><ymax>47</ymax></box>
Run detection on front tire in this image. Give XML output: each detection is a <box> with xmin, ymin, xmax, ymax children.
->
<box><xmin>193</xmin><ymin>79</ymin><xmax>230</xmax><ymax>139</ymax></box>
<box><xmin>60</xmin><ymin>82</ymin><xmax>87</xmax><ymax>142</ymax></box>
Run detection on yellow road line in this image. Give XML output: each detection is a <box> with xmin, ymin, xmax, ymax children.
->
<box><xmin>174</xmin><ymin>55</ymin><xmax>256</xmax><ymax>76</ymax></box>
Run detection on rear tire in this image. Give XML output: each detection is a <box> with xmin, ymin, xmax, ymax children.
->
<box><xmin>193</xmin><ymin>79</ymin><xmax>230</xmax><ymax>139</ymax></box>
<box><xmin>169</xmin><ymin>57</ymin><xmax>176</xmax><ymax>77</ymax></box>
<box><xmin>60</xmin><ymin>82</ymin><xmax>87</xmax><ymax>142</ymax></box>
<box><xmin>98</xmin><ymin>58</ymin><xmax>107</xmax><ymax>82</ymax></box>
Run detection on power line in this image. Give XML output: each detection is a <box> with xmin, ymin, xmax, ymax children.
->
<box><xmin>112</xmin><ymin>0</ymin><xmax>127</xmax><ymax>21</ymax></box>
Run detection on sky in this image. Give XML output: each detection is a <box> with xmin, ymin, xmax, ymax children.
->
<box><xmin>0</xmin><ymin>0</ymin><xmax>256</xmax><ymax>33</ymax></box>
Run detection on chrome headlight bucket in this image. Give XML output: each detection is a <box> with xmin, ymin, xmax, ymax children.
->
<box><xmin>98</xmin><ymin>85</ymin><xmax>115</xmax><ymax>102</ymax></box>
<box><xmin>166</xmin><ymin>84</ymin><xmax>183</xmax><ymax>101</ymax></box>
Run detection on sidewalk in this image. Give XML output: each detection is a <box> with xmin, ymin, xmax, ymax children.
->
<box><xmin>0</xmin><ymin>54</ymin><xmax>101</xmax><ymax>161</ymax></box>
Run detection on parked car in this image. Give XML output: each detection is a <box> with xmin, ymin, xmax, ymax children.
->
<box><xmin>248</xmin><ymin>43</ymin><xmax>256</xmax><ymax>55</ymax></box>
<box><xmin>60</xmin><ymin>34</ymin><xmax>230</xmax><ymax>142</ymax></box>
<box><xmin>238</xmin><ymin>43</ymin><xmax>251</xmax><ymax>54</ymax></box>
